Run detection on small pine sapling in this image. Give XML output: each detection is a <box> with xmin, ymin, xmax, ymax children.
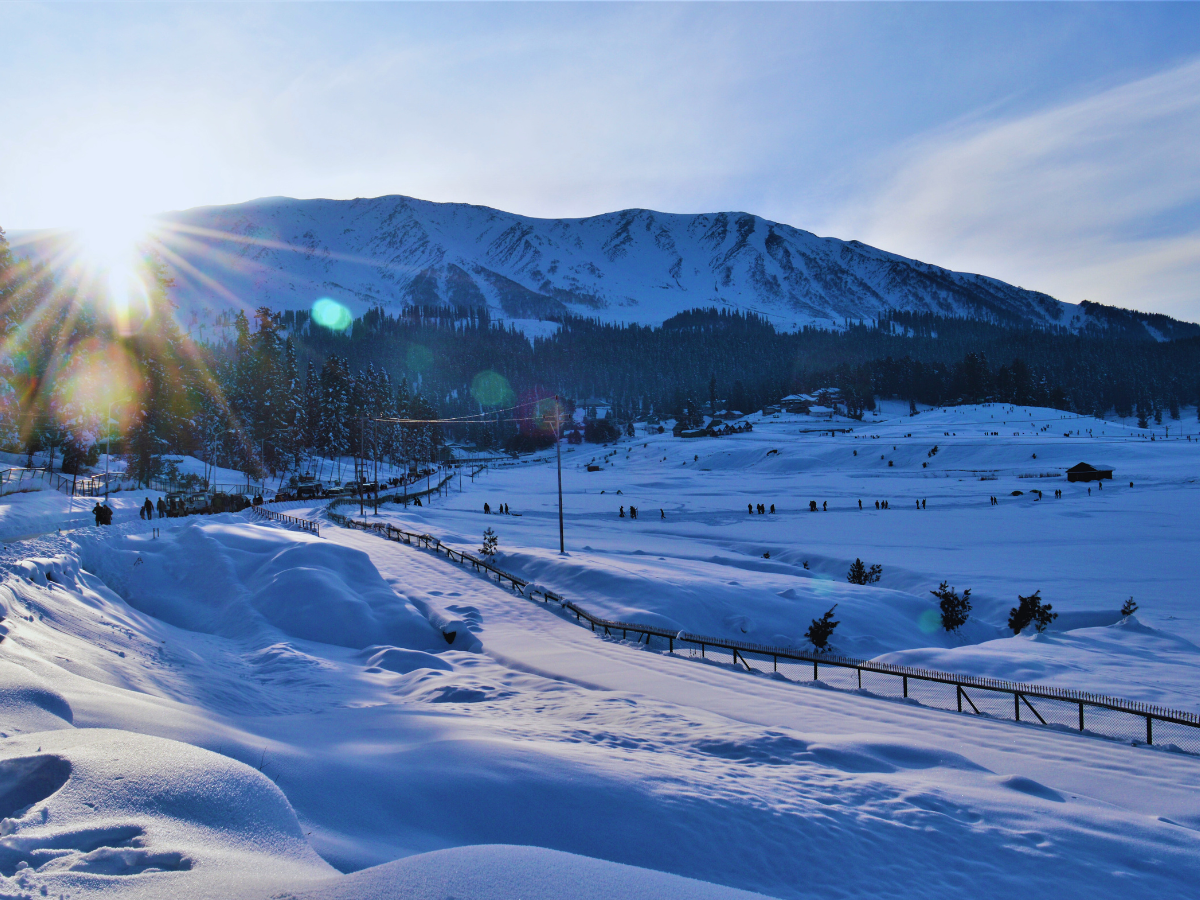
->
<box><xmin>847</xmin><ymin>558</ymin><xmax>882</xmax><ymax>585</ymax></box>
<box><xmin>1121</xmin><ymin>596</ymin><xmax>1138</xmax><ymax>617</ymax></box>
<box><xmin>931</xmin><ymin>581</ymin><xmax>972</xmax><ymax>633</ymax></box>
<box><xmin>1007</xmin><ymin>590</ymin><xmax>1057</xmax><ymax>634</ymax></box>
<box><xmin>480</xmin><ymin>527</ymin><xmax>498</xmax><ymax>558</ymax></box>
<box><xmin>805</xmin><ymin>605</ymin><xmax>839</xmax><ymax>650</ymax></box>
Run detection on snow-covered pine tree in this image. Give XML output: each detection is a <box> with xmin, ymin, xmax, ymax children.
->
<box><xmin>281</xmin><ymin>336</ymin><xmax>305</xmax><ymax>472</ymax></box>
<box><xmin>303</xmin><ymin>360</ymin><xmax>321</xmax><ymax>457</ymax></box>
<box><xmin>480</xmin><ymin>527</ymin><xmax>498</xmax><ymax>557</ymax></box>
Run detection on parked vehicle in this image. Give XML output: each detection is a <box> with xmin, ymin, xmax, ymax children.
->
<box><xmin>184</xmin><ymin>493</ymin><xmax>211</xmax><ymax>514</ymax></box>
<box><xmin>296</xmin><ymin>481</ymin><xmax>325</xmax><ymax>500</ymax></box>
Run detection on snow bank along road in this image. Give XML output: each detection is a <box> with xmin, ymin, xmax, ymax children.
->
<box><xmin>0</xmin><ymin>403</ymin><xmax>1197</xmax><ymax>898</ymax></box>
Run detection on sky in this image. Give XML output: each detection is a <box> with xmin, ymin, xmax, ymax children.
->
<box><xmin>3</xmin><ymin>2</ymin><xmax>1200</xmax><ymax>320</ymax></box>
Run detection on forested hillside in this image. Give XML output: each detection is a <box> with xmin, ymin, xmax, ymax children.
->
<box><xmin>3</xmin><ymin>221</ymin><xmax>1198</xmax><ymax>492</ymax></box>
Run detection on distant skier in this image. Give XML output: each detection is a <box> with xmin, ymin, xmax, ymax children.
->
<box><xmin>619</xmin><ymin>506</ymin><xmax>625</xmax><ymax>518</ymax></box>
<box><xmin>822</xmin><ymin>501</ymin><xmax>827</xmax><ymax>512</ymax></box>
<box><xmin>769</xmin><ymin>504</ymin><xmax>775</xmax><ymax>514</ymax></box>
<box><xmin>748</xmin><ymin>503</ymin><xmax>753</xmax><ymax>514</ymax></box>
<box><xmin>484</xmin><ymin>502</ymin><xmax>490</xmax><ymax>514</ymax></box>
<box><xmin>921</xmin><ymin>498</ymin><xmax>926</xmax><ymax>509</ymax></box>
<box><xmin>660</xmin><ymin>509</ymin><xmax>665</xmax><ymax>519</ymax></box>
<box><xmin>858</xmin><ymin>499</ymin><xmax>862</xmax><ymax>510</ymax></box>
<box><xmin>875</xmin><ymin>501</ymin><xmax>880</xmax><ymax>510</ymax></box>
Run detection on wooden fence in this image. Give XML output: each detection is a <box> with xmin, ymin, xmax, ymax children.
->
<box><xmin>325</xmin><ymin>508</ymin><xmax>1200</xmax><ymax>756</ymax></box>
<box><xmin>250</xmin><ymin>505</ymin><xmax>320</xmax><ymax>536</ymax></box>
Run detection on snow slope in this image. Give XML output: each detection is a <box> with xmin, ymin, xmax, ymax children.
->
<box><xmin>0</xmin><ymin>405</ymin><xmax>1198</xmax><ymax>898</ymax></box>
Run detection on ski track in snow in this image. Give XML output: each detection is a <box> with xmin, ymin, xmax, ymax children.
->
<box><xmin>0</xmin><ymin>403</ymin><xmax>1197</xmax><ymax>898</ymax></box>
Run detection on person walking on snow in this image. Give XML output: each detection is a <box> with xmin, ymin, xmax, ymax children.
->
<box><xmin>93</xmin><ymin>503</ymin><xmax>103</xmax><ymax>526</ymax></box>
<box><xmin>484</xmin><ymin>502</ymin><xmax>491</xmax><ymax>514</ymax></box>
<box><xmin>660</xmin><ymin>509</ymin><xmax>665</xmax><ymax>519</ymax></box>
<box><xmin>157</xmin><ymin>497</ymin><xmax>167</xmax><ymax>518</ymax></box>
<box><xmin>619</xmin><ymin>506</ymin><xmax>625</xmax><ymax>518</ymax></box>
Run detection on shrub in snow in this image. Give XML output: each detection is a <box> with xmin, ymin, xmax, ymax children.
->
<box><xmin>1007</xmin><ymin>590</ymin><xmax>1056</xmax><ymax>634</ymax></box>
<box><xmin>805</xmin><ymin>605</ymin><xmax>839</xmax><ymax>650</ymax></box>
<box><xmin>1121</xmin><ymin>596</ymin><xmax>1138</xmax><ymax>617</ymax></box>
<box><xmin>846</xmin><ymin>558</ymin><xmax>882</xmax><ymax>585</ymax></box>
<box><xmin>480</xmin><ymin>527</ymin><xmax>498</xmax><ymax>558</ymax></box>
<box><xmin>931</xmin><ymin>581</ymin><xmax>972</xmax><ymax>633</ymax></box>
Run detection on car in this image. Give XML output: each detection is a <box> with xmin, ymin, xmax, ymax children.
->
<box><xmin>296</xmin><ymin>482</ymin><xmax>325</xmax><ymax>500</ymax></box>
<box><xmin>184</xmin><ymin>492</ymin><xmax>211</xmax><ymax>514</ymax></box>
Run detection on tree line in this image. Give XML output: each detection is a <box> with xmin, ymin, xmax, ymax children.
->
<box><xmin>4</xmin><ymin>223</ymin><xmax>1200</xmax><ymax>489</ymax></box>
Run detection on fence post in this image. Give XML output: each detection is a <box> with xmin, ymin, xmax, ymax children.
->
<box><xmin>857</xmin><ymin>667</ymin><xmax>862</xmax><ymax>690</ymax></box>
<box><xmin>1078</xmin><ymin>702</ymin><xmax>1085</xmax><ymax>731</ymax></box>
<box><xmin>1146</xmin><ymin>716</ymin><xmax>1153</xmax><ymax>745</ymax></box>
<box><xmin>813</xmin><ymin>660</ymin><xmax>817</xmax><ymax>681</ymax></box>
<box><xmin>956</xmin><ymin>684</ymin><xmax>963</xmax><ymax>713</ymax></box>
<box><xmin>903</xmin><ymin>675</ymin><xmax>908</xmax><ymax>698</ymax></box>
<box><xmin>1015</xmin><ymin>693</ymin><xmax>1021</xmax><ymax>721</ymax></box>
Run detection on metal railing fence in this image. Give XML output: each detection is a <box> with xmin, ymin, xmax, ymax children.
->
<box><xmin>324</xmin><ymin>508</ymin><xmax>1200</xmax><ymax>756</ymax></box>
<box><xmin>250</xmin><ymin>505</ymin><xmax>320</xmax><ymax>536</ymax></box>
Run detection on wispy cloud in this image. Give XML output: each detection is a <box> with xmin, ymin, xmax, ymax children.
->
<box><xmin>825</xmin><ymin>58</ymin><xmax>1200</xmax><ymax>321</ymax></box>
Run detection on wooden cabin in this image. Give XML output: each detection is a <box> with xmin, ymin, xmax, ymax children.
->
<box><xmin>1066</xmin><ymin>462</ymin><xmax>1113</xmax><ymax>483</ymax></box>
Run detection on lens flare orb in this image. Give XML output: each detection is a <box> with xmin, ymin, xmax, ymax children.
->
<box><xmin>312</xmin><ymin>298</ymin><xmax>353</xmax><ymax>331</ymax></box>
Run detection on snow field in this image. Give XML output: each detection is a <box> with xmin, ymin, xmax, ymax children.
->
<box><xmin>0</xmin><ymin>403</ymin><xmax>1197</xmax><ymax>898</ymax></box>
<box><xmin>362</xmin><ymin>404</ymin><xmax>1200</xmax><ymax>712</ymax></box>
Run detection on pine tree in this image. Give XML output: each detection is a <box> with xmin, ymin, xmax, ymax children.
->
<box><xmin>931</xmin><ymin>581</ymin><xmax>972</xmax><ymax>633</ymax></box>
<box><xmin>805</xmin><ymin>605</ymin><xmax>839</xmax><ymax>650</ymax></box>
<box><xmin>303</xmin><ymin>360</ymin><xmax>321</xmax><ymax>455</ymax></box>
<box><xmin>1121</xmin><ymin>596</ymin><xmax>1138</xmax><ymax>617</ymax></box>
<box><xmin>280</xmin><ymin>337</ymin><xmax>305</xmax><ymax>471</ymax></box>
<box><xmin>847</xmin><ymin>558</ymin><xmax>882</xmax><ymax>585</ymax></box>
<box><xmin>1008</xmin><ymin>590</ymin><xmax>1056</xmax><ymax>634</ymax></box>
<box><xmin>480</xmin><ymin>526</ymin><xmax>498</xmax><ymax>557</ymax></box>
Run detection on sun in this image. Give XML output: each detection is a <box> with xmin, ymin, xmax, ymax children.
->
<box><xmin>71</xmin><ymin>211</ymin><xmax>154</xmax><ymax>331</ymax></box>
<box><xmin>74</xmin><ymin>210</ymin><xmax>151</xmax><ymax>273</ymax></box>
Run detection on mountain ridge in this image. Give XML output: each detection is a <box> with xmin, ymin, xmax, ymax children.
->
<box><xmin>12</xmin><ymin>194</ymin><xmax>1198</xmax><ymax>339</ymax></box>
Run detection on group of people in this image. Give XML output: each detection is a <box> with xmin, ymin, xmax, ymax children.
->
<box><xmin>619</xmin><ymin>505</ymin><xmax>639</xmax><ymax>518</ymax></box>
<box><xmin>483</xmin><ymin>502</ymin><xmax>511</xmax><ymax>515</ymax></box>
<box><xmin>748</xmin><ymin>503</ymin><xmax>776</xmax><ymax>514</ymax></box>
<box><xmin>138</xmin><ymin>497</ymin><xmax>167</xmax><ymax>520</ymax></box>
<box><xmin>91</xmin><ymin>502</ymin><xmax>114</xmax><ymax>526</ymax></box>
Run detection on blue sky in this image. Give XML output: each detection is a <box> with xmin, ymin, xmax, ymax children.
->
<box><xmin>3</xmin><ymin>2</ymin><xmax>1200</xmax><ymax>319</ymax></box>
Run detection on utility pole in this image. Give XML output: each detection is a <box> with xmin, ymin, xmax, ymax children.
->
<box><xmin>359</xmin><ymin>413</ymin><xmax>366</xmax><ymax>517</ymax></box>
<box><xmin>556</xmin><ymin>395</ymin><xmax>564</xmax><ymax>554</ymax></box>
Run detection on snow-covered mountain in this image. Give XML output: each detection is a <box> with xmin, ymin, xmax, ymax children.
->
<box><xmin>143</xmin><ymin>195</ymin><xmax>1080</xmax><ymax>332</ymax></box>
